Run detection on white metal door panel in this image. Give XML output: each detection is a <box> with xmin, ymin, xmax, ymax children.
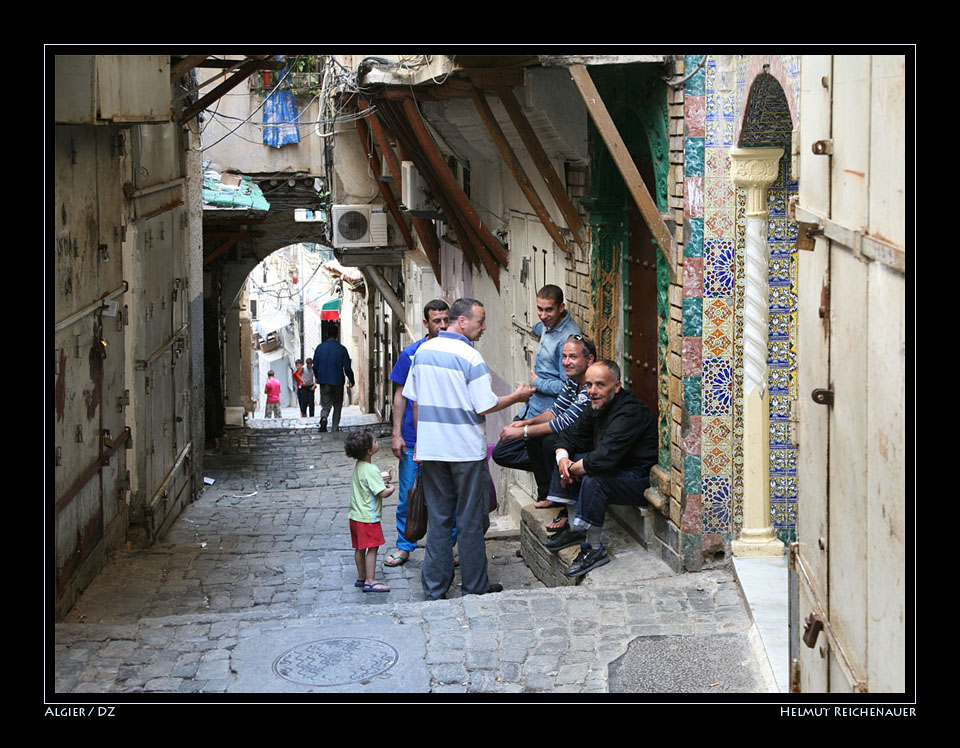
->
<box><xmin>794</xmin><ymin>54</ymin><xmax>833</xmax><ymax>694</ymax></box>
<box><xmin>831</xmin><ymin>56</ymin><xmax>871</xmax><ymax>233</ymax></box>
<box><xmin>828</xmin><ymin>246</ymin><xmax>869</xmax><ymax>694</ymax></box>
<box><xmin>865</xmin><ymin>261</ymin><xmax>906</xmax><ymax>692</ymax></box>
<box><xmin>96</xmin><ymin>55</ymin><xmax>171</xmax><ymax>123</ymax></box>
<box><xmin>868</xmin><ymin>56</ymin><xmax>906</xmax><ymax>249</ymax></box>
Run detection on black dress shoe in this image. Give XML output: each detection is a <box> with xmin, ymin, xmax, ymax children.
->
<box><xmin>319</xmin><ymin>418</ymin><xmax>327</xmax><ymax>432</ymax></box>
<box><xmin>563</xmin><ymin>545</ymin><xmax>610</xmax><ymax>578</ymax></box>
<box><xmin>462</xmin><ymin>583</ymin><xmax>503</xmax><ymax>597</ymax></box>
<box><xmin>544</xmin><ymin>526</ymin><xmax>587</xmax><ymax>551</ymax></box>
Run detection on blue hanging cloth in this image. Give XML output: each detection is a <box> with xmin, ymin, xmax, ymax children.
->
<box><xmin>262</xmin><ymin>62</ymin><xmax>301</xmax><ymax>148</ymax></box>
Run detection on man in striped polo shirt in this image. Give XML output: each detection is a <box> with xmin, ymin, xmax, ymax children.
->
<box><xmin>497</xmin><ymin>334</ymin><xmax>596</xmax><ymax>533</ymax></box>
<box><xmin>403</xmin><ymin>298</ymin><xmax>534</xmax><ymax>599</ymax></box>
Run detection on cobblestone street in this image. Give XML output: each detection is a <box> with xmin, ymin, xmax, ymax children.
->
<box><xmin>53</xmin><ymin>421</ymin><xmax>775</xmax><ymax>696</ymax></box>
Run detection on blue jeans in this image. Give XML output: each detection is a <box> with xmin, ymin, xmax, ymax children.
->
<box><xmin>395</xmin><ymin>448</ymin><xmax>456</xmax><ymax>553</ymax></box>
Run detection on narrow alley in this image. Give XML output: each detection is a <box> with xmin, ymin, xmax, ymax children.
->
<box><xmin>54</xmin><ymin>419</ymin><xmax>777</xmax><ymax>696</ymax></box>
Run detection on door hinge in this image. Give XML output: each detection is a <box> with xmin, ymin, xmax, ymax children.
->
<box><xmin>811</xmin><ymin>388</ymin><xmax>834</xmax><ymax>407</ymax></box>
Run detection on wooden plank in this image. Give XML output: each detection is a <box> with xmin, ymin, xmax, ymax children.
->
<box><xmin>569</xmin><ymin>64</ymin><xmax>678</xmax><ymax>282</ymax></box>
<box><xmin>494</xmin><ymin>85</ymin><xmax>586</xmax><ymax>247</ymax></box>
<box><xmin>470</xmin><ymin>86</ymin><xmax>571</xmax><ymax>255</ymax></box>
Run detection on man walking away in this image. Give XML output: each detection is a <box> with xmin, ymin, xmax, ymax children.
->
<box><xmin>403</xmin><ymin>298</ymin><xmax>534</xmax><ymax>599</ymax></box>
<box><xmin>312</xmin><ymin>322</ymin><xmax>355</xmax><ymax>432</ymax></box>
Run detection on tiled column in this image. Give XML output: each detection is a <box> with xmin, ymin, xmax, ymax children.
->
<box><xmin>729</xmin><ymin>146</ymin><xmax>785</xmax><ymax>557</ymax></box>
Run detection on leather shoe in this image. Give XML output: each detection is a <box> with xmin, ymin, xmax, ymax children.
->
<box><xmin>563</xmin><ymin>545</ymin><xmax>610</xmax><ymax>578</ymax></box>
<box><xmin>544</xmin><ymin>526</ymin><xmax>586</xmax><ymax>551</ymax></box>
<box><xmin>463</xmin><ymin>583</ymin><xmax>503</xmax><ymax>597</ymax></box>
<box><xmin>319</xmin><ymin>418</ymin><xmax>327</xmax><ymax>432</ymax></box>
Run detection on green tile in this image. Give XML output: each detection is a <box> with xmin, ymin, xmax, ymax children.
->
<box><xmin>683</xmin><ymin>297</ymin><xmax>703</xmax><ymax>336</ymax></box>
<box><xmin>684</xmin><ymin>376</ymin><xmax>701</xmax><ymax>416</ymax></box>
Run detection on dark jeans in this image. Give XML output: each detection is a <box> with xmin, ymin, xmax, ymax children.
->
<box><xmin>547</xmin><ymin>452</ymin><xmax>650</xmax><ymax>529</ymax></box>
<box><xmin>297</xmin><ymin>386</ymin><xmax>315</xmax><ymax>417</ymax></box>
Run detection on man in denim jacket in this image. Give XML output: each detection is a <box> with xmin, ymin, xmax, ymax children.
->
<box><xmin>493</xmin><ymin>284</ymin><xmax>582</xmax><ymax>507</ymax></box>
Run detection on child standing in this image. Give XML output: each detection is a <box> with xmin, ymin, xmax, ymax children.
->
<box><xmin>264</xmin><ymin>370</ymin><xmax>282</xmax><ymax>418</ymax></box>
<box><xmin>345</xmin><ymin>429</ymin><xmax>395</xmax><ymax>592</ymax></box>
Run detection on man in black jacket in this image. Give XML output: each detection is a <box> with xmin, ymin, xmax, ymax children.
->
<box><xmin>544</xmin><ymin>359</ymin><xmax>658</xmax><ymax>577</ymax></box>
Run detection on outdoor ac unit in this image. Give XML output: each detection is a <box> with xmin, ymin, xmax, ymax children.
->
<box><xmin>332</xmin><ymin>204</ymin><xmax>388</xmax><ymax>248</ymax></box>
<box><xmin>401</xmin><ymin>161</ymin><xmax>428</xmax><ymax>212</ymax></box>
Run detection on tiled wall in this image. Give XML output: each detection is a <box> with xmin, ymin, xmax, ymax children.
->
<box><xmin>682</xmin><ymin>54</ymin><xmax>802</xmax><ymax>562</ymax></box>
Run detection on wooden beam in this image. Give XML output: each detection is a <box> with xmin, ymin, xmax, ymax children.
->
<box><xmin>362</xmin><ymin>99</ymin><xmax>443</xmax><ymax>281</ymax></box>
<box><xmin>179</xmin><ymin>57</ymin><xmax>272</xmax><ymax>124</ymax></box>
<box><xmin>401</xmin><ymin>96</ymin><xmax>509</xmax><ymax>268</ymax></box>
<box><xmin>354</xmin><ymin>112</ymin><xmax>418</xmax><ymax>256</ymax></box>
<box><xmin>471</xmin><ymin>86</ymin><xmax>571</xmax><ymax>256</ymax></box>
<box><xmin>568</xmin><ymin>64</ymin><xmax>678</xmax><ymax>281</ymax></box>
<box><xmin>494</xmin><ymin>85</ymin><xmax>586</xmax><ymax>248</ymax></box>
<box><xmin>196</xmin><ymin>59</ymin><xmax>287</xmax><ymax>70</ymax></box>
<box><xmin>171</xmin><ymin>55</ymin><xmax>209</xmax><ymax>81</ymax></box>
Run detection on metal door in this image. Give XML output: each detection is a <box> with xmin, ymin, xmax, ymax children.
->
<box><xmin>53</xmin><ymin>125</ymin><xmax>128</xmax><ymax>613</ymax></box>
<box><xmin>791</xmin><ymin>55</ymin><xmax>906</xmax><ymax>693</ymax></box>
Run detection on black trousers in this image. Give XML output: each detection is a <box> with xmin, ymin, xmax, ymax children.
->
<box><xmin>297</xmin><ymin>386</ymin><xmax>315</xmax><ymax>416</ymax></box>
<box><xmin>491</xmin><ymin>431</ymin><xmax>560</xmax><ymax>501</ymax></box>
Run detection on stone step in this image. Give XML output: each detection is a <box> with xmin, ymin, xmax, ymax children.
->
<box><xmin>519</xmin><ymin>504</ymin><xmax>581</xmax><ymax>587</ymax></box>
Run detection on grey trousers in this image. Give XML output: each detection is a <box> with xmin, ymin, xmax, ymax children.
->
<box><xmin>421</xmin><ymin>459</ymin><xmax>491</xmax><ymax>598</ymax></box>
<box><xmin>319</xmin><ymin>384</ymin><xmax>344</xmax><ymax>428</ymax></box>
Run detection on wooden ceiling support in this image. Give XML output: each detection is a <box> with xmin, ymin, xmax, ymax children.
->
<box><xmin>493</xmin><ymin>85</ymin><xmax>586</xmax><ymax>248</ymax></box>
<box><xmin>400</xmin><ymin>96</ymin><xmax>509</xmax><ymax>269</ymax></box>
<box><xmin>375</xmin><ymin>99</ymin><xmax>493</xmax><ymax>286</ymax></box>
<box><xmin>471</xmin><ymin>86</ymin><xmax>572</xmax><ymax>256</ymax></box>
<box><xmin>179</xmin><ymin>56</ymin><xmax>275</xmax><ymax>124</ymax></box>
<box><xmin>171</xmin><ymin>55</ymin><xmax>210</xmax><ymax>81</ymax></box>
<box><xmin>359</xmin><ymin>98</ymin><xmax>442</xmax><ymax>280</ymax></box>
<box><xmin>569</xmin><ymin>64</ymin><xmax>678</xmax><ymax>280</ymax></box>
<box><xmin>353</xmin><ymin>107</ymin><xmax>418</xmax><ymax>257</ymax></box>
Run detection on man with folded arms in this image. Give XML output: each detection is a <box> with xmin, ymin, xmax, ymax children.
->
<box><xmin>544</xmin><ymin>360</ymin><xmax>658</xmax><ymax>578</ymax></box>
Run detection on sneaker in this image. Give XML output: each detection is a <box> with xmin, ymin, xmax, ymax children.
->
<box><xmin>544</xmin><ymin>526</ymin><xmax>587</xmax><ymax>551</ymax></box>
<box><xmin>562</xmin><ymin>545</ymin><xmax>610</xmax><ymax>578</ymax></box>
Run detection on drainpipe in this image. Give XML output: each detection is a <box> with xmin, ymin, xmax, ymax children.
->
<box><xmin>360</xmin><ymin>266</ymin><xmax>413</xmax><ymax>339</ymax></box>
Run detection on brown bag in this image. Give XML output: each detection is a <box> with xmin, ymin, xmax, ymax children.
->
<box><xmin>405</xmin><ymin>466</ymin><xmax>428</xmax><ymax>542</ymax></box>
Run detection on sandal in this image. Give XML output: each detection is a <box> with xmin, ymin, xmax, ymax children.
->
<box><xmin>354</xmin><ymin>578</ymin><xmax>365</xmax><ymax>587</ymax></box>
<box><xmin>534</xmin><ymin>499</ymin><xmax>558</xmax><ymax>509</ymax></box>
<box><xmin>363</xmin><ymin>582</ymin><xmax>391</xmax><ymax>593</ymax></box>
<box><xmin>383</xmin><ymin>551</ymin><xmax>409</xmax><ymax>568</ymax></box>
<box><xmin>546</xmin><ymin>509</ymin><xmax>568</xmax><ymax>533</ymax></box>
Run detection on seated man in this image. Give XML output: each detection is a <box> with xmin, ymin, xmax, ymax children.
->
<box><xmin>544</xmin><ymin>360</ymin><xmax>658</xmax><ymax>578</ymax></box>
<box><xmin>497</xmin><ymin>334</ymin><xmax>596</xmax><ymax>533</ymax></box>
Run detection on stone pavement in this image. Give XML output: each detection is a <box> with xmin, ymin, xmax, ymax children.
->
<box><xmin>53</xmin><ymin>421</ymin><xmax>777</xmax><ymax>696</ymax></box>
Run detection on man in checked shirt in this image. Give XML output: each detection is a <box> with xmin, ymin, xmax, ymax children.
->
<box><xmin>498</xmin><ymin>334</ymin><xmax>596</xmax><ymax>534</ymax></box>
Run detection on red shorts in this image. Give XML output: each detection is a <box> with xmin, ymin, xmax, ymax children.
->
<box><xmin>350</xmin><ymin>519</ymin><xmax>385</xmax><ymax>550</ymax></box>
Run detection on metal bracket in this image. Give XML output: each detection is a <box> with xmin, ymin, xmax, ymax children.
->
<box><xmin>796</xmin><ymin>221</ymin><xmax>823</xmax><ymax>251</ymax></box>
<box><xmin>811</xmin><ymin>388</ymin><xmax>834</xmax><ymax>407</ymax></box>
<box><xmin>811</xmin><ymin>139</ymin><xmax>833</xmax><ymax>156</ymax></box>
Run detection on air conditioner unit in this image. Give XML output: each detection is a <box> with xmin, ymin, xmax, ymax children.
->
<box><xmin>332</xmin><ymin>204</ymin><xmax>388</xmax><ymax>248</ymax></box>
<box><xmin>401</xmin><ymin>161</ymin><xmax>424</xmax><ymax>210</ymax></box>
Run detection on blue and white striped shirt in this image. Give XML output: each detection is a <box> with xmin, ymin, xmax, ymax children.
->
<box><xmin>403</xmin><ymin>331</ymin><xmax>499</xmax><ymax>462</ymax></box>
<box><xmin>548</xmin><ymin>378</ymin><xmax>590</xmax><ymax>433</ymax></box>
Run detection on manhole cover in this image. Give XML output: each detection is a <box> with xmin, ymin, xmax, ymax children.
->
<box><xmin>273</xmin><ymin>638</ymin><xmax>399</xmax><ymax>687</ymax></box>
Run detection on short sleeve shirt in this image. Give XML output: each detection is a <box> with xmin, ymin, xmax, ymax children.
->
<box><xmin>389</xmin><ymin>336</ymin><xmax>427</xmax><ymax>448</ymax></box>
<box><xmin>403</xmin><ymin>331</ymin><xmax>499</xmax><ymax>462</ymax></box>
<box><xmin>264</xmin><ymin>379</ymin><xmax>281</xmax><ymax>403</ymax></box>
<box><xmin>349</xmin><ymin>460</ymin><xmax>386</xmax><ymax>523</ymax></box>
